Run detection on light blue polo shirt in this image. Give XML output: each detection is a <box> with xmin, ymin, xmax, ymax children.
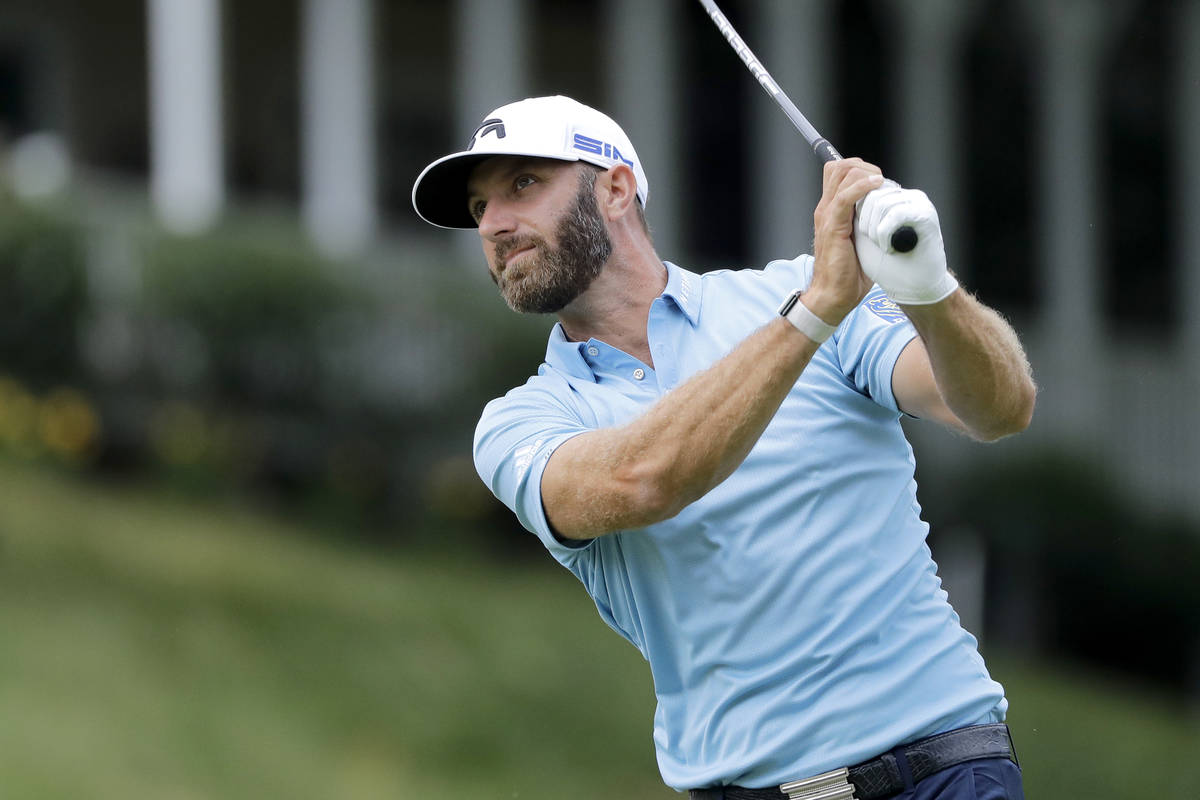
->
<box><xmin>473</xmin><ymin>258</ymin><xmax>1006</xmax><ymax>791</ymax></box>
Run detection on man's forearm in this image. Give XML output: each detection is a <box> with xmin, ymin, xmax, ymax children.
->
<box><xmin>901</xmin><ymin>290</ymin><xmax>1036</xmax><ymax>441</ymax></box>
<box><xmin>544</xmin><ymin>318</ymin><xmax>820</xmax><ymax>538</ymax></box>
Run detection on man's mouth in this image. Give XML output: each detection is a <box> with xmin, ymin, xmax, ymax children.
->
<box><xmin>503</xmin><ymin>243</ymin><xmax>536</xmax><ymax>268</ymax></box>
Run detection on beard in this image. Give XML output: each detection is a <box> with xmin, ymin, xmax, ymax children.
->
<box><xmin>490</xmin><ymin>170</ymin><xmax>613</xmax><ymax>314</ymax></box>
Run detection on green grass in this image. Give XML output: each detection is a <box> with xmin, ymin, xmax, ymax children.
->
<box><xmin>0</xmin><ymin>463</ymin><xmax>663</xmax><ymax>799</ymax></box>
<box><xmin>998</xmin><ymin>655</ymin><xmax>1200</xmax><ymax>798</ymax></box>
<box><xmin>0</xmin><ymin>461</ymin><xmax>1196</xmax><ymax>799</ymax></box>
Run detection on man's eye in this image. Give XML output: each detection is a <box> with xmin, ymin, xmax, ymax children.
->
<box><xmin>514</xmin><ymin>175</ymin><xmax>536</xmax><ymax>190</ymax></box>
<box><xmin>471</xmin><ymin>201</ymin><xmax>486</xmax><ymax>221</ymax></box>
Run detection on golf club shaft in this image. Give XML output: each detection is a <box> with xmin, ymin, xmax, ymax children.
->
<box><xmin>695</xmin><ymin>0</ymin><xmax>840</xmax><ymax>163</ymax></box>
<box><xmin>696</xmin><ymin>0</ymin><xmax>918</xmax><ymax>253</ymax></box>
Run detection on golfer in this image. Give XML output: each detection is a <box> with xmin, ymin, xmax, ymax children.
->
<box><xmin>413</xmin><ymin>95</ymin><xmax>1035</xmax><ymax>800</ymax></box>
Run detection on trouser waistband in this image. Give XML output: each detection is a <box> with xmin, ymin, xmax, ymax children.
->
<box><xmin>688</xmin><ymin>723</ymin><xmax>1018</xmax><ymax>800</ymax></box>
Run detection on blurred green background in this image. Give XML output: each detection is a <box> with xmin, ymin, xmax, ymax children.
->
<box><xmin>1</xmin><ymin>459</ymin><xmax>1198</xmax><ymax>799</ymax></box>
<box><xmin>1</xmin><ymin>0</ymin><xmax>1199</xmax><ymax>797</ymax></box>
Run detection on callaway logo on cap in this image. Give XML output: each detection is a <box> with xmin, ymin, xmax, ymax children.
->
<box><xmin>412</xmin><ymin>95</ymin><xmax>650</xmax><ymax>230</ymax></box>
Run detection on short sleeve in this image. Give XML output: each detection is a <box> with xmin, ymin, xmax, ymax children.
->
<box><xmin>834</xmin><ymin>288</ymin><xmax>918</xmax><ymax>412</ymax></box>
<box><xmin>473</xmin><ymin>380</ymin><xmax>594</xmax><ymax>560</ymax></box>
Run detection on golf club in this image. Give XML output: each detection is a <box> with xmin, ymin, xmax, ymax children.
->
<box><xmin>696</xmin><ymin>0</ymin><xmax>919</xmax><ymax>254</ymax></box>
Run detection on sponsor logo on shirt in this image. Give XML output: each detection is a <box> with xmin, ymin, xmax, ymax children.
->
<box><xmin>866</xmin><ymin>295</ymin><xmax>907</xmax><ymax>324</ymax></box>
<box><xmin>513</xmin><ymin>437</ymin><xmax>546</xmax><ymax>473</ymax></box>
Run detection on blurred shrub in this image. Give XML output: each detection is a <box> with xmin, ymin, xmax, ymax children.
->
<box><xmin>0</xmin><ymin>376</ymin><xmax>39</xmax><ymax>454</ymax></box>
<box><xmin>37</xmin><ymin>386</ymin><xmax>101</xmax><ymax>463</ymax></box>
<box><xmin>0</xmin><ymin>188</ymin><xmax>551</xmax><ymax>541</ymax></box>
<box><xmin>0</xmin><ymin>375</ymin><xmax>101</xmax><ymax>464</ymax></box>
<box><xmin>125</xmin><ymin>227</ymin><xmax>411</xmax><ymax>525</ymax></box>
<box><xmin>140</xmin><ymin>232</ymin><xmax>346</xmax><ymax>409</ymax></box>
<box><xmin>0</xmin><ymin>192</ymin><xmax>87</xmax><ymax>385</ymax></box>
<box><xmin>945</xmin><ymin>451</ymin><xmax>1200</xmax><ymax>693</ymax></box>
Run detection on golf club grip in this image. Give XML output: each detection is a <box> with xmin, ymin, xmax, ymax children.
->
<box><xmin>815</xmin><ymin>138</ymin><xmax>918</xmax><ymax>253</ymax></box>
<box><xmin>812</xmin><ymin>138</ymin><xmax>841</xmax><ymax>163</ymax></box>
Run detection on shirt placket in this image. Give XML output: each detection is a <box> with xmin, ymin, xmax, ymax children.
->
<box><xmin>585</xmin><ymin>339</ymin><xmax>660</xmax><ymax>398</ymax></box>
<box><xmin>647</xmin><ymin>298</ymin><xmax>679</xmax><ymax>394</ymax></box>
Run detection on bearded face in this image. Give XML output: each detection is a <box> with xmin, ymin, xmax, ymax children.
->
<box><xmin>490</xmin><ymin>168</ymin><xmax>613</xmax><ymax>314</ymax></box>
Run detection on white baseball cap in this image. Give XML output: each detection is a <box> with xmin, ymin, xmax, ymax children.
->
<box><xmin>412</xmin><ymin>95</ymin><xmax>649</xmax><ymax>230</ymax></box>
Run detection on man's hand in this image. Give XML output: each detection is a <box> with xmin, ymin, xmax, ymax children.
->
<box><xmin>805</xmin><ymin>158</ymin><xmax>883</xmax><ymax>326</ymax></box>
<box><xmin>853</xmin><ymin>183</ymin><xmax>960</xmax><ymax>305</ymax></box>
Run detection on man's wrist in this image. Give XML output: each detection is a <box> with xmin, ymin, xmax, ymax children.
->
<box><xmin>883</xmin><ymin>271</ymin><xmax>960</xmax><ymax>306</ymax></box>
<box><xmin>896</xmin><ymin>283</ymin><xmax>965</xmax><ymax>319</ymax></box>
<box><xmin>778</xmin><ymin>290</ymin><xmax>837</xmax><ymax>344</ymax></box>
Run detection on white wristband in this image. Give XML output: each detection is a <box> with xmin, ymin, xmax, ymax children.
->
<box><xmin>778</xmin><ymin>290</ymin><xmax>836</xmax><ymax>344</ymax></box>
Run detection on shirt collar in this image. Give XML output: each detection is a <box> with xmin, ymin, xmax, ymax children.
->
<box><xmin>542</xmin><ymin>261</ymin><xmax>704</xmax><ymax>379</ymax></box>
<box><xmin>661</xmin><ymin>261</ymin><xmax>703</xmax><ymax>326</ymax></box>
<box><xmin>544</xmin><ymin>324</ymin><xmax>595</xmax><ymax>380</ymax></box>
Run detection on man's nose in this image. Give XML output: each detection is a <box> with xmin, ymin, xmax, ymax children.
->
<box><xmin>477</xmin><ymin>200</ymin><xmax>516</xmax><ymax>241</ymax></box>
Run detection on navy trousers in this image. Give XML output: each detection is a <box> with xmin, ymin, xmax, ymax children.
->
<box><xmin>888</xmin><ymin>752</ymin><xmax>1025</xmax><ymax>800</ymax></box>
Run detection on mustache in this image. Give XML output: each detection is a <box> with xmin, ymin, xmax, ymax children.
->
<box><xmin>493</xmin><ymin>234</ymin><xmax>545</xmax><ymax>270</ymax></box>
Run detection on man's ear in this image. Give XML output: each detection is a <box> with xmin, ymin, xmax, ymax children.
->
<box><xmin>599</xmin><ymin>164</ymin><xmax>638</xmax><ymax>222</ymax></box>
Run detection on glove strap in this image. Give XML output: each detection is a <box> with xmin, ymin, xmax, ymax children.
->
<box><xmin>885</xmin><ymin>272</ymin><xmax>960</xmax><ymax>306</ymax></box>
<box><xmin>778</xmin><ymin>290</ymin><xmax>837</xmax><ymax>344</ymax></box>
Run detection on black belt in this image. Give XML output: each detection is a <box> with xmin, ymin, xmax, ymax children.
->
<box><xmin>689</xmin><ymin>723</ymin><xmax>1017</xmax><ymax>800</ymax></box>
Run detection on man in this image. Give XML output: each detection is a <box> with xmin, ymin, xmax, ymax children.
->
<box><xmin>412</xmin><ymin>95</ymin><xmax>1035</xmax><ymax>799</ymax></box>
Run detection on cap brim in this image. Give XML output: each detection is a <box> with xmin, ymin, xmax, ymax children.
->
<box><xmin>412</xmin><ymin>149</ymin><xmax>587</xmax><ymax>230</ymax></box>
<box><xmin>411</xmin><ymin>152</ymin><xmax>494</xmax><ymax>230</ymax></box>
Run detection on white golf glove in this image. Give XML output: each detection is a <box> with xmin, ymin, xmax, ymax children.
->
<box><xmin>853</xmin><ymin>181</ymin><xmax>959</xmax><ymax>305</ymax></box>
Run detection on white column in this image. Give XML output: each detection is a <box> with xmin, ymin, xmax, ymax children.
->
<box><xmin>455</xmin><ymin>0</ymin><xmax>529</xmax><ymax>134</ymax></box>
<box><xmin>147</xmin><ymin>0</ymin><xmax>223</xmax><ymax>234</ymax></box>
<box><xmin>749</xmin><ymin>0</ymin><xmax>833</xmax><ymax>266</ymax></box>
<box><xmin>1178</xmin><ymin>1</ymin><xmax>1200</xmax><ymax>362</ymax></box>
<box><xmin>301</xmin><ymin>0</ymin><xmax>376</xmax><ymax>258</ymax></box>
<box><xmin>1022</xmin><ymin>0</ymin><xmax>1131</xmax><ymax>435</ymax></box>
<box><xmin>607</xmin><ymin>0</ymin><xmax>682</xmax><ymax>259</ymax></box>
<box><xmin>453</xmin><ymin>0</ymin><xmax>530</xmax><ymax>266</ymax></box>
<box><xmin>881</xmin><ymin>0</ymin><xmax>980</xmax><ymax>282</ymax></box>
<box><xmin>1036</xmin><ymin>5</ymin><xmax>1103</xmax><ymax>349</ymax></box>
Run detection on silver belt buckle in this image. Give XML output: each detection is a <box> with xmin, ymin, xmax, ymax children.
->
<box><xmin>780</xmin><ymin>767</ymin><xmax>856</xmax><ymax>800</ymax></box>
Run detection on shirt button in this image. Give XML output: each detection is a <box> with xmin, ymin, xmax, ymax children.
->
<box><xmin>587</xmin><ymin>346</ymin><xmax>599</xmax><ymax>356</ymax></box>
<box><xmin>633</xmin><ymin>368</ymin><xmax>645</xmax><ymax>380</ymax></box>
